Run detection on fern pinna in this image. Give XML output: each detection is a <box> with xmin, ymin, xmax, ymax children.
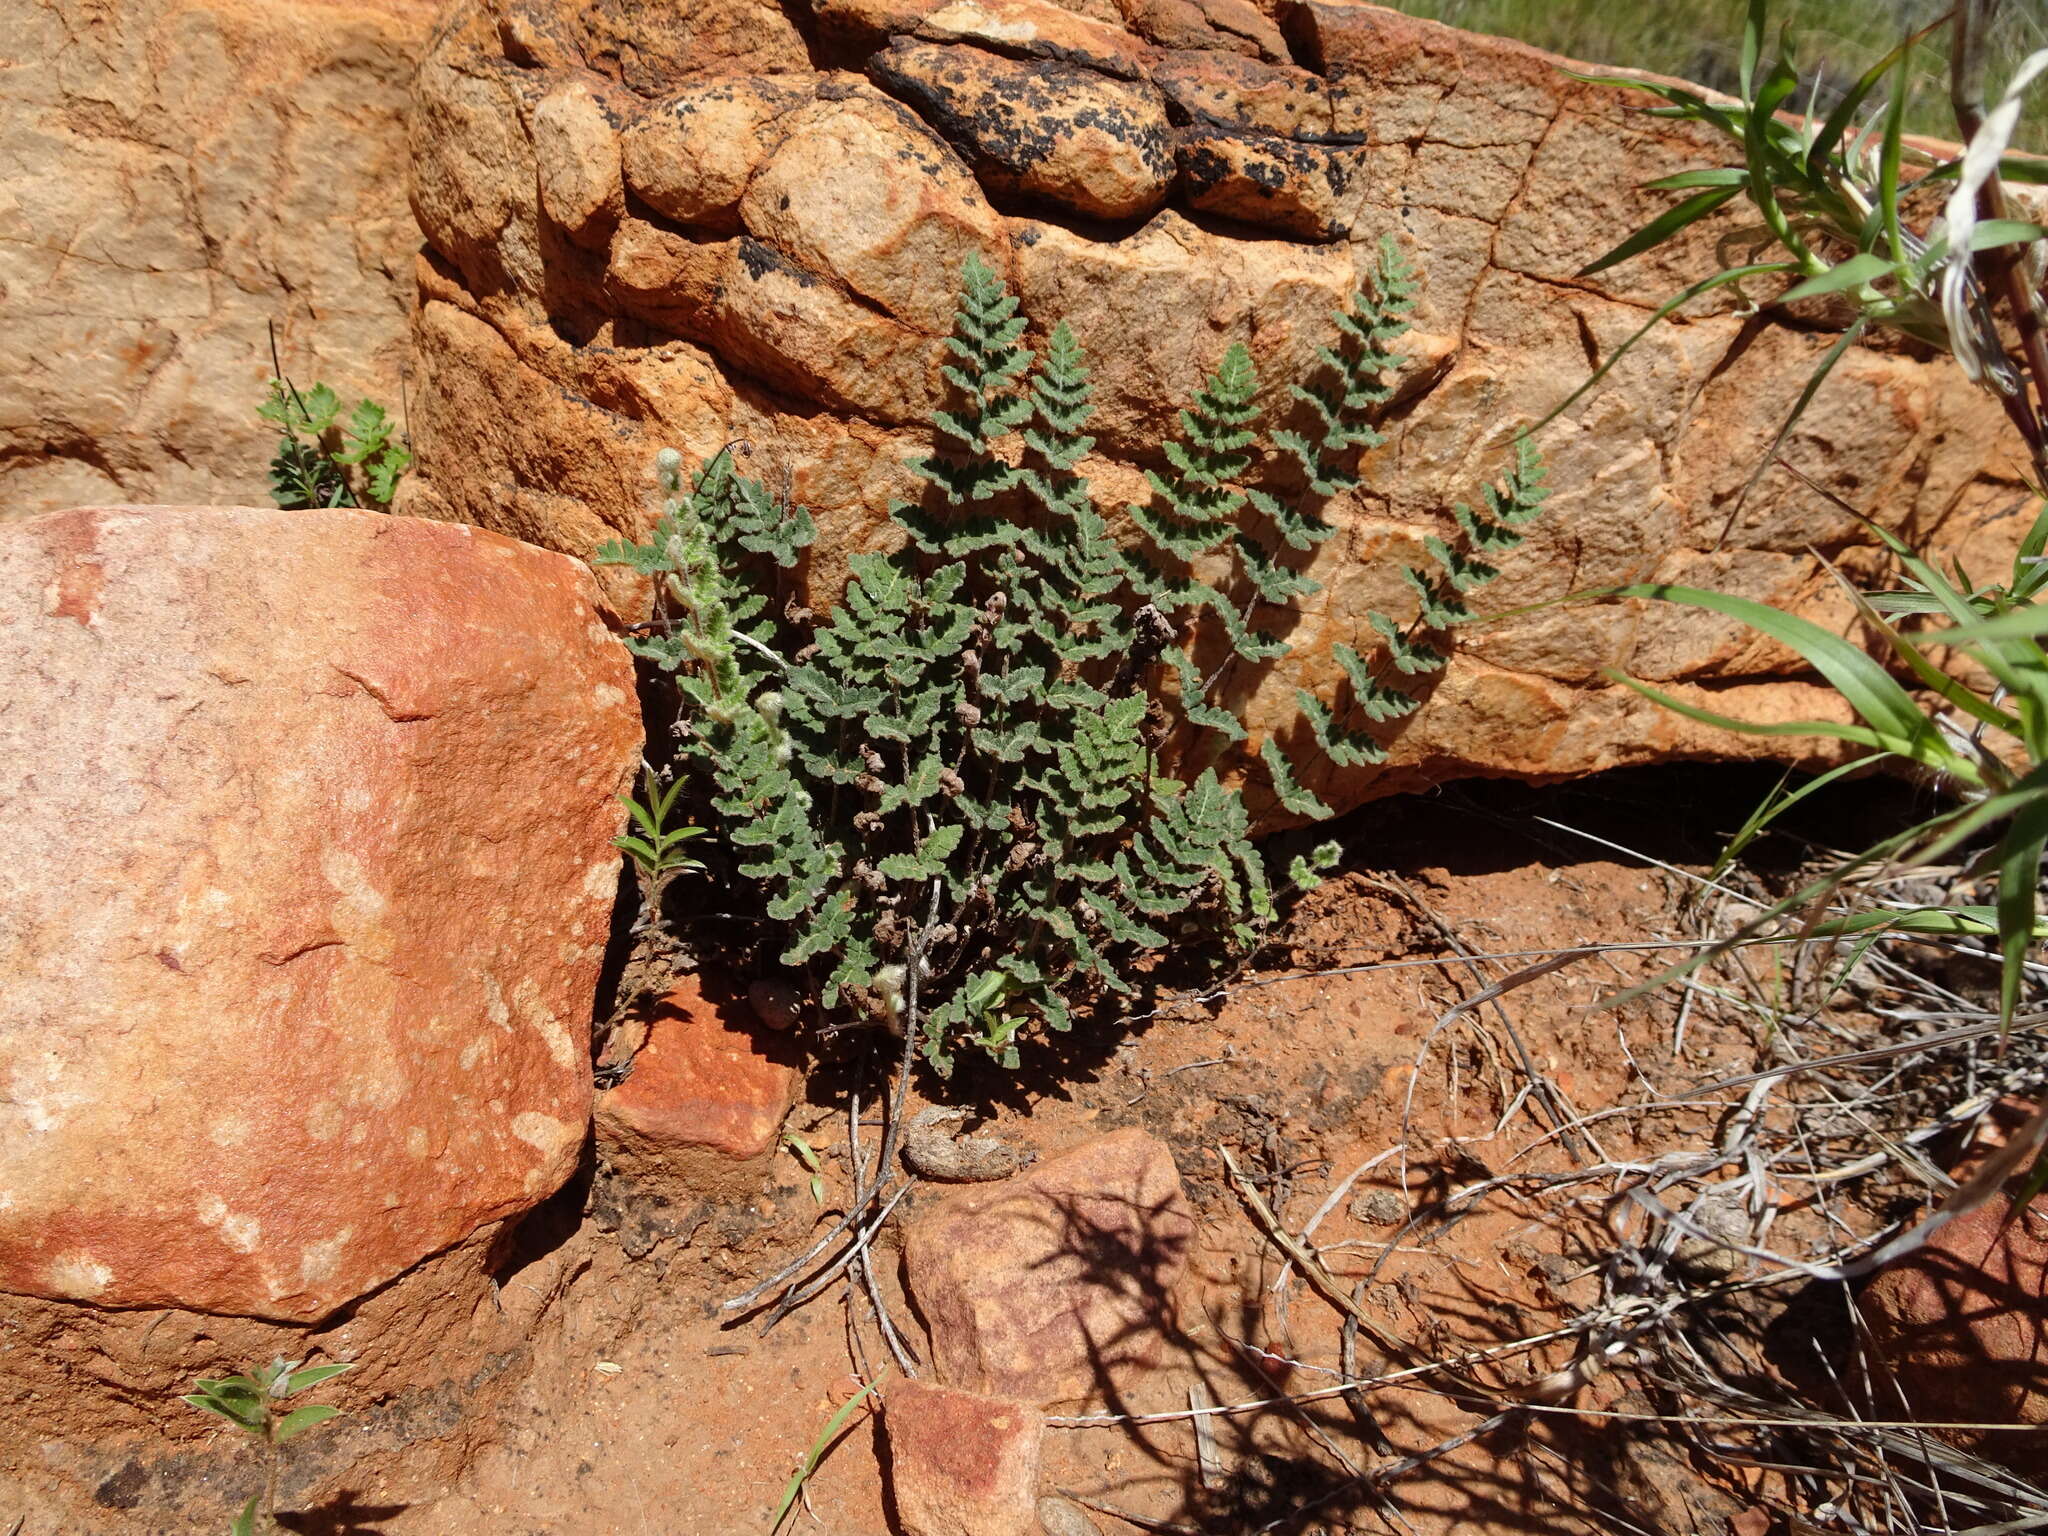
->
<box><xmin>597</xmin><ymin>241</ymin><xmax>1550</xmax><ymax>1072</ymax></box>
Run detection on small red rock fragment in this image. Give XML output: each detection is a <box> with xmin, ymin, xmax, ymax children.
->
<box><xmin>595</xmin><ymin>973</ymin><xmax>800</xmax><ymax>1196</ymax></box>
<box><xmin>748</xmin><ymin>976</ymin><xmax>804</xmax><ymax>1031</ymax></box>
<box><xmin>885</xmin><ymin>1379</ymin><xmax>1042</xmax><ymax>1536</ymax></box>
<box><xmin>1861</xmin><ymin>1191</ymin><xmax>2048</xmax><ymax>1470</ymax></box>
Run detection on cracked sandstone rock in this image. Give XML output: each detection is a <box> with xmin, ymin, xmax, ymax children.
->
<box><xmin>0</xmin><ymin>0</ymin><xmax>434</xmax><ymax>515</ymax></box>
<box><xmin>402</xmin><ymin>0</ymin><xmax>2027</xmax><ymax>815</ymax></box>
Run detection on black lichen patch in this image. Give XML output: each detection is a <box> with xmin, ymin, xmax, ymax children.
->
<box><xmin>869</xmin><ymin>40</ymin><xmax>1173</xmax><ymax>196</ymax></box>
<box><xmin>1175</xmin><ymin>127</ymin><xmax>1360</xmax><ymax>239</ymax></box>
<box><xmin>736</xmin><ymin>235</ymin><xmax>818</xmax><ymax>287</ymax></box>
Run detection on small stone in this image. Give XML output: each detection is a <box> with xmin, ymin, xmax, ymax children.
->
<box><xmin>1861</xmin><ymin>1191</ymin><xmax>2048</xmax><ymax>1471</ymax></box>
<box><xmin>748</xmin><ymin>977</ymin><xmax>805</xmax><ymax>1031</ymax></box>
<box><xmin>902</xmin><ymin>1107</ymin><xmax>1035</xmax><ymax>1182</ymax></box>
<box><xmin>904</xmin><ymin>1128</ymin><xmax>1194</xmax><ymax>1405</ymax></box>
<box><xmin>1349</xmin><ymin>1189</ymin><xmax>1406</xmax><ymax>1227</ymax></box>
<box><xmin>595</xmin><ymin>973</ymin><xmax>801</xmax><ymax>1198</ymax></box>
<box><xmin>1670</xmin><ymin>1182</ymin><xmax>1751</xmax><ymax>1281</ymax></box>
<box><xmin>886</xmin><ymin>1379</ymin><xmax>1042</xmax><ymax>1536</ymax></box>
<box><xmin>1036</xmin><ymin>1496</ymin><xmax>1103</xmax><ymax>1536</ymax></box>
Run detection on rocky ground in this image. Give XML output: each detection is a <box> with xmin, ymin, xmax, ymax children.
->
<box><xmin>244</xmin><ymin>763</ymin><xmax>2023</xmax><ymax>1536</ymax></box>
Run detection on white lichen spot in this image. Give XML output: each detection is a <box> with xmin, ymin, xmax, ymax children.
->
<box><xmin>304</xmin><ymin>1100</ymin><xmax>344</xmax><ymax>1143</ymax></box>
<box><xmin>581</xmin><ymin>859</ymin><xmax>618</xmax><ymax>902</ymax></box>
<box><xmin>510</xmin><ymin>979</ymin><xmax>576</xmax><ymax>1071</ymax></box>
<box><xmin>511</xmin><ymin>1112</ymin><xmax>579</xmax><ymax>1191</ymax></box>
<box><xmin>298</xmin><ymin>1230</ymin><xmax>353</xmax><ymax>1287</ymax></box>
<box><xmin>319</xmin><ymin>848</ymin><xmax>390</xmax><ymax>952</ymax></box>
<box><xmin>209</xmin><ymin>1114</ymin><xmax>255</xmax><ymax>1151</ymax></box>
<box><xmin>46</xmin><ymin>1254</ymin><xmax>113</xmax><ymax>1299</ymax></box>
<box><xmin>8</xmin><ymin>1053</ymin><xmax>86</xmax><ymax>1135</ymax></box>
<box><xmin>459</xmin><ymin>1037</ymin><xmax>490</xmax><ymax>1073</ymax></box>
<box><xmin>405</xmin><ymin>1126</ymin><xmax>430</xmax><ymax>1158</ymax></box>
<box><xmin>592</xmin><ymin>682</ymin><xmax>627</xmax><ymax>709</ymax></box>
<box><xmin>194</xmin><ymin>1195</ymin><xmax>261</xmax><ymax>1253</ymax></box>
<box><xmin>481</xmin><ymin>972</ymin><xmax>512</xmax><ymax>1032</ymax></box>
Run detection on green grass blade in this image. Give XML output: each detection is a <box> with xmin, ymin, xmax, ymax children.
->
<box><xmin>1578</xmin><ymin>187</ymin><xmax>1742</xmax><ymax>277</ymax></box>
<box><xmin>1710</xmin><ymin>759</ymin><xmax>1875</xmax><ymax>881</ymax></box>
<box><xmin>1601</xmin><ymin>668</ymin><xmax>1887</xmax><ymax>750</ymax></box>
<box><xmin>1739</xmin><ymin>0</ymin><xmax>1764</xmax><ymax>101</ymax></box>
<box><xmin>1561</xmin><ymin>71</ymin><xmax>1742</xmax><ymax>137</ymax></box>
<box><xmin>1996</xmin><ymin>803</ymin><xmax>2048</xmax><ymax>1032</ymax></box>
<box><xmin>1879</xmin><ymin>43</ymin><xmax>1910</xmax><ymax>266</ymax></box>
<box><xmin>1745</xmin><ymin>56</ymin><xmax>1813</xmax><ymax>266</ymax></box>
<box><xmin>1605</xmin><ymin>583</ymin><xmax>1951</xmax><ymax>763</ymax></box>
<box><xmin>1807</xmin><ymin>905</ymin><xmax>2009</xmax><ymax>937</ymax></box>
<box><xmin>770</xmin><ymin>1372</ymin><xmax>888</xmax><ymax>1535</ymax></box>
<box><xmin>1841</xmin><ymin>586</ymin><xmax>2021</xmax><ymax>738</ymax></box>
<box><xmin>1969</xmin><ymin>218</ymin><xmax>2048</xmax><ymax>252</ymax></box>
<box><xmin>1779</xmin><ymin>254</ymin><xmax>1893</xmax><ymax>302</ymax></box>
<box><xmin>1642</xmin><ymin>167</ymin><xmax>1750</xmax><ymax>192</ymax></box>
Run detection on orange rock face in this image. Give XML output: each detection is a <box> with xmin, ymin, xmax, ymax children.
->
<box><xmin>904</xmin><ymin>1128</ymin><xmax>1195</xmax><ymax>1405</ymax></box>
<box><xmin>0</xmin><ymin>506</ymin><xmax>640</xmax><ymax>1322</ymax></box>
<box><xmin>401</xmin><ymin>0</ymin><xmax>2020</xmax><ymax>813</ymax></box>
<box><xmin>0</xmin><ymin>0</ymin><xmax>435</xmax><ymax>515</ymax></box>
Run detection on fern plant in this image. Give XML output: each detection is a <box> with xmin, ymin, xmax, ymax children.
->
<box><xmin>597</xmin><ymin>244</ymin><xmax>1550</xmax><ymax>1071</ymax></box>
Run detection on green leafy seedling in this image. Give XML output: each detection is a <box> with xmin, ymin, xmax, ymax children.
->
<box><xmin>769</xmin><ymin>1370</ymin><xmax>887</xmax><ymax>1535</ymax></box>
<box><xmin>258</xmin><ymin>373</ymin><xmax>411</xmax><ymax>512</ymax></box>
<box><xmin>784</xmin><ymin>1131</ymin><xmax>827</xmax><ymax>1206</ymax></box>
<box><xmin>616</xmin><ymin>764</ymin><xmax>710</xmax><ymax>931</ymax></box>
<box><xmin>617</xmin><ymin>766</ymin><xmax>710</xmax><ymax>880</ymax></box>
<box><xmin>185</xmin><ymin>1357</ymin><xmax>353</xmax><ymax>1534</ymax></box>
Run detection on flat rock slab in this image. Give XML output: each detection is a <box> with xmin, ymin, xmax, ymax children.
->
<box><xmin>905</xmin><ymin>1127</ymin><xmax>1194</xmax><ymax>1405</ymax></box>
<box><xmin>0</xmin><ymin>506</ymin><xmax>639</xmax><ymax>1321</ymax></box>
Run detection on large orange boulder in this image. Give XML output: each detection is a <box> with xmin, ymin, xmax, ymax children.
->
<box><xmin>0</xmin><ymin>505</ymin><xmax>640</xmax><ymax>1322</ymax></box>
